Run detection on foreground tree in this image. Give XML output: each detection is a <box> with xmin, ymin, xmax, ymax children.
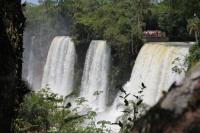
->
<box><xmin>14</xmin><ymin>89</ymin><xmax>111</xmax><ymax>132</ymax></box>
<box><xmin>0</xmin><ymin>0</ymin><xmax>26</xmax><ymax>132</ymax></box>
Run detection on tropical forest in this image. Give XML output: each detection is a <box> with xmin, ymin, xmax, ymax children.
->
<box><xmin>1</xmin><ymin>0</ymin><xmax>200</xmax><ymax>132</ymax></box>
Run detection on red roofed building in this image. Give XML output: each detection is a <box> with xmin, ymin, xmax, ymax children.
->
<box><xmin>143</xmin><ymin>30</ymin><xmax>169</xmax><ymax>42</ymax></box>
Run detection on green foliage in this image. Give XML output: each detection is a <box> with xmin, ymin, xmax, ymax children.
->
<box><xmin>14</xmin><ymin>88</ymin><xmax>109</xmax><ymax>133</ymax></box>
<box><xmin>187</xmin><ymin>44</ymin><xmax>200</xmax><ymax>69</ymax></box>
<box><xmin>24</xmin><ymin>2</ymin><xmax>61</xmax><ymax>33</ymax></box>
<box><xmin>118</xmin><ymin>83</ymin><xmax>148</xmax><ymax>133</ymax></box>
<box><xmin>145</xmin><ymin>0</ymin><xmax>200</xmax><ymax>41</ymax></box>
<box><xmin>14</xmin><ymin>86</ymin><xmax>148</xmax><ymax>133</ymax></box>
<box><xmin>186</xmin><ymin>28</ymin><xmax>200</xmax><ymax>70</ymax></box>
<box><xmin>66</xmin><ymin>0</ymin><xmax>149</xmax><ymax>44</ymax></box>
<box><xmin>172</xmin><ymin>57</ymin><xmax>188</xmax><ymax>74</ymax></box>
<box><xmin>187</xmin><ymin>15</ymin><xmax>200</xmax><ymax>44</ymax></box>
<box><xmin>93</xmin><ymin>91</ymin><xmax>103</xmax><ymax>96</ymax></box>
<box><xmin>178</xmin><ymin>0</ymin><xmax>200</xmax><ymax>17</ymax></box>
<box><xmin>158</xmin><ymin>11</ymin><xmax>188</xmax><ymax>40</ymax></box>
<box><xmin>97</xmin><ymin>120</ymin><xmax>111</xmax><ymax>130</ymax></box>
<box><xmin>60</xmin><ymin>0</ymin><xmax>149</xmax><ymax>91</ymax></box>
<box><xmin>24</xmin><ymin>0</ymin><xmax>151</xmax><ymax>92</ymax></box>
<box><xmin>186</xmin><ymin>14</ymin><xmax>200</xmax><ymax>71</ymax></box>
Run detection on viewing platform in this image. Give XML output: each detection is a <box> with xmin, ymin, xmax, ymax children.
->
<box><xmin>143</xmin><ymin>30</ymin><xmax>169</xmax><ymax>42</ymax></box>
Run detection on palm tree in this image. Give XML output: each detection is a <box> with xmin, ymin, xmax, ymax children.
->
<box><xmin>187</xmin><ymin>14</ymin><xmax>200</xmax><ymax>45</ymax></box>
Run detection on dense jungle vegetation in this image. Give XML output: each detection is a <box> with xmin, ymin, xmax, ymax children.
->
<box><xmin>18</xmin><ymin>0</ymin><xmax>200</xmax><ymax>132</ymax></box>
<box><xmin>24</xmin><ymin>0</ymin><xmax>200</xmax><ymax>92</ymax></box>
<box><xmin>1</xmin><ymin>0</ymin><xmax>200</xmax><ymax>132</ymax></box>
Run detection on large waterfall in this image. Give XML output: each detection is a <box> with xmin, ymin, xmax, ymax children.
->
<box><xmin>124</xmin><ymin>42</ymin><xmax>191</xmax><ymax>106</ymax></box>
<box><xmin>80</xmin><ymin>41</ymin><xmax>111</xmax><ymax>112</ymax></box>
<box><xmin>23</xmin><ymin>37</ymin><xmax>192</xmax><ymax>132</ymax></box>
<box><xmin>23</xmin><ymin>36</ymin><xmax>37</xmax><ymax>89</ymax></box>
<box><xmin>27</xmin><ymin>50</ymin><xmax>34</xmax><ymax>88</ymax></box>
<box><xmin>95</xmin><ymin>42</ymin><xmax>191</xmax><ymax>132</ymax></box>
<box><xmin>41</xmin><ymin>36</ymin><xmax>76</xmax><ymax>96</ymax></box>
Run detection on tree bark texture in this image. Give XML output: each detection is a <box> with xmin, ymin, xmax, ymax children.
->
<box><xmin>0</xmin><ymin>0</ymin><xmax>26</xmax><ymax>132</ymax></box>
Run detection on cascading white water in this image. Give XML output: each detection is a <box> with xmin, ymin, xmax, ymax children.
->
<box><xmin>23</xmin><ymin>36</ymin><xmax>35</xmax><ymax>89</ymax></box>
<box><xmin>23</xmin><ymin>37</ymin><xmax>192</xmax><ymax>132</ymax></box>
<box><xmin>96</xmin><ymin>42</ymin><xmax>191</xmax><ymax>132</ymax></box>
<box><xmin>41</xmin><ymin>36</ymin><xmax>76</xmax><ymax>97</ymax></box>
<box><xmin>124</xmin><ymin>42</ymin><xmax>191</xmax><ymax>106</ymax></box>
<box><xmin>80</xmin><ymin>41</ymin><xmax>111</xmax><ymax>112</ymax></box>
<box><xmin>27</xmin><ymin>50</ymin><xmax>34</xmax><ymax>87</ymax></box>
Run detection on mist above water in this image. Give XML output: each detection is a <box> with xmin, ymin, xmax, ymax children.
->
<box><xmin>22</xmin><ymin>5</ymin><xmax>70</xmax><ymax>90</ymax></box>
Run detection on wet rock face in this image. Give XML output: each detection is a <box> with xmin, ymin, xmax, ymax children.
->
<box><xmin>184</xmin><ymin>119</ymin><xmax>200</xmax><ymax>133</ymax></box>
<box><xmin>131</xmin><ymin>63</ymin><xmax>200</xmax><ymax>133</ymax></box>
<box><xmin>161</xmin><ymin>63</ymin><xmax>200</xmax><ymax>114</ymax></box>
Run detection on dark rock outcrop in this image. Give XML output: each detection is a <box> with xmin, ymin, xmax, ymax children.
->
<box><xmin>132</xmin><ymin>63</ymin><xmax>200</xmax><ymax>133</ymax></box>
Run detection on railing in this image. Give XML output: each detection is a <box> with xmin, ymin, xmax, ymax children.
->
<box><xmin>143</xmin><ymin>30</ymin><xmax>169</xmax><ymax>42</ymax></box>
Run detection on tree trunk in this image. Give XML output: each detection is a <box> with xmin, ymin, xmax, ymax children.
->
<box><xmin>195</xmin><ymin>31</ymin><xmax>199</xmax><ymax>45</ymax></box>
<box><xmin>0</xmin><ymin>0</ymin><xmax>26</xmax><ymax>132</ymax></box>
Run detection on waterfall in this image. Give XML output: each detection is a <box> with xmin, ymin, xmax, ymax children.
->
<box><xmin>80</xmin><ymin>41</ymin><xmax>111</xmax><ymax>112</ymax></box>
<box><xmin>26</xmin><ymin>36</ymin><xmax>35</xmax><ymax>88</ymax></box>
<box><xmin>41</xmin><ymin>36</ymin><xmax>76</xmax><ymax>97</ymax></box>
<box><xmin>124</xmin><ymin>42</ymin><xmax>191</xmax><ymax>106</ymax></box>
<box><xmin>27</xmin><ymin>50</ymin><xmax>34</xmax><ymax>87</ymax></box>
<box><xmin>23</xmin><ymin>36</ymin><xmax>38</xmax><ymax>89</ymax></box>
<box><xmin>95</xmin><ymin>42</ymin><xmax>191</xmax><ymax>133</ymax></box>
